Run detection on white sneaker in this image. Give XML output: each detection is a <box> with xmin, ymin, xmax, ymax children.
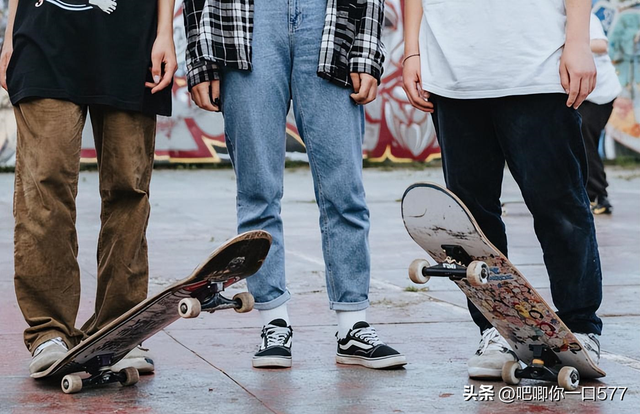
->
<box><xmin>468</xmin><ymin>327</ymin><xmax>517</xmax><ymax>379</ymax></box>
<box><xmin>29</xmin><ymin>337</ymin><xmax>69</xmax><ymax>375</ymax></box>
<box><xmin>110</xmin><ymin>345</ymin><xmax>155</xmax><ymax>374</ymax></box>
<box><xmin>575</xmin><ymin>333</ymin><xmax>601</xmax><ymax>365</ymax></box>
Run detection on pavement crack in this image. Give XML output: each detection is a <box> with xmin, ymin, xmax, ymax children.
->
<box><xmin>163</xmin><ymin>330</ymin><xmax>280</xmax><ymax>414</ymax></box>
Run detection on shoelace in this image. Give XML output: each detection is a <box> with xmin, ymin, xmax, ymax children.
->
<box><xmin>352</xmin><ymin>326</ymin><xmax>383</xmax><ymax>346</ymax></box>
<box><xmin>262</xmin><ymin>325</ymin><xmax>291</xmax><ymax>348</ymax></box>
<box><xmin>476</xmin><ymin>328</ymin><xmax>506</xmax><ymax>355</ymax></box>
<box><xmin>33</xmin><ymin>337</ymin><xmax>68</xmax><ymax>357</ymax></box>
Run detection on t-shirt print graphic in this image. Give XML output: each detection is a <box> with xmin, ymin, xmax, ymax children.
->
<box><xmin>35</xmin><ymin>0</ymin><xmax>117</xmax><ymax>14</ymax></box>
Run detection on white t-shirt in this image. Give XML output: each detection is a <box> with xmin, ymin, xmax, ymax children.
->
<box><xmin>587</xmin><ymin>13</ymin><xmax>622</xmax><ymax>105</ymax></box>
<box><xmin>419</xmin><ymin>0</ymin><xmax>567</xmax><ymax>99</ymax></box>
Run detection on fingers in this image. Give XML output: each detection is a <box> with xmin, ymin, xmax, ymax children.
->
<box><xmin>560</xmin><ymin>62</ymin><xmax>570</xmax><ymax>95</ymax></box>
<box><xmin>566</xmin><ymin>74</ymin><xmax>579</xmax><ymax>108</ymax></box>
<box><xmin>350</xmin><ymin>73</ymin><xmax>361</xmax><ymax>95</ymax></box>
<box><xmin>0</xmin><ymin>65</ymin><xmax>7</xmax><ymax>91</ymax></box>
<box><xmin>366</xmin><ymin>81</ymin><xmax>377</xmax><ymax>104</ymax></box>
<box><xmin>151</xmin><ymin>56</ymin><xmax>177</xmax><ymax>94</ymax></box>
<box><xmin>190</xmin><ymin>81</ymin><xmax>220</xmax><ymax>112</ymax></box>
<box><xmin>210</xmin><ymin>81</ymin><xmax>220</xmax><ymax>111</ymax></box>
<box><xmin>574</xmin><ymin>75</ymin><xmax>593</xmax><ymax>109</ymax></box>
<box><xmin>402</xmin><ymin>76</ymin><xmax>433</xmax><ymax>112</ymax></box>
<box><xmin>350</xmin><ymin>74</ymin><xmax>369</xmax><ymax>104</ymax></box>
<box><xmin>0</xmin><ymin>52</ymin><xmax>10</xmax><ymax>91</ymax></box>
<box><xmin>150</xmin><ymin>51</ymin><xmax>162</xmax><ymax>89</ymax></box>
<box><xmin>352</xmin><ymin>77</ymin><xmax>376</xmax><ymax>105</ymax></box>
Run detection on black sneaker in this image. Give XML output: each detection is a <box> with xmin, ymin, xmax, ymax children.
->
<box><xmin>336</xmin><ymin>322</ymin><xmax>407</xmax><ymax>369</ymax></box>
<box><xmin>252</xmin><ymin>319</ymin><xmax>293</xmax><ymax>368</ymax></box>
<box><xmin>591</xmin><ymin>195</ymin><xmax>612</xmax><ymax>215</ymax></box>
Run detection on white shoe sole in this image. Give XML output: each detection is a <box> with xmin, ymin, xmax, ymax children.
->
<box><xmin>110</xmin><ymin>357</ymin><xmax>155</xmax><ymax>374</ymax></box>
<box><xmin>336</xmin><ymin>354</ymin><xmax>407</xmax><ymax>369</ymax></box>
<box><xmin>29</xmin><ymin>350</ymin><xmax>68</xmax><ymax>375</ymax></box>
<box><xmin>252</xmin><ymin>356</ymin><xmax>292</xmax><ymax>369</ymax></box>
<box><xmin>468</xmin><ymin>367</ymin><xmax>502</xmax><ymax>379</ymax></box>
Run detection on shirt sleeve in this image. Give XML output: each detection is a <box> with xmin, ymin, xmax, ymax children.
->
<box><xmin>348</xmin><ymin>0</ymin><xmax>386</xmax><ymax>82</ymax></box>
<box><xmin>590</xmin><ymin>13</ymin><xmax>608</xmax><ymax>41</ymax></box>
<box><xmin>184</xmin><ymin>0</ymin><xmax>220</xmax><ymax>91</ymax></box>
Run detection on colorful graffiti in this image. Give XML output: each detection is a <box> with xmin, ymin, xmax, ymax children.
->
<box><xmin>4</xmin><ymin>2</ymin><xmax>636</xmax><ymax>166</ymax></box>
<box><xmin>595</xmin><ymin>0</ymin><xmax>640</xmax><ymax>155</ymax></box>
<box><xmin>0</xmin><ymin>0</ymin><xmax>438</xmax><ymax>166</ymax></box>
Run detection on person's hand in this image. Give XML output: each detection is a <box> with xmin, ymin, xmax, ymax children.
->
<box><xmin>560</xmin><ymin>42</ymin><xmax>597</xmax><ymax>109</ymax></box>
<box><xmin>350</xmin><ymin>73</ymin><xmax>378</xmax><ymax>105</ymax></box>
<box><xmin>145</xmin><ymin>32</ymin><xmax>177</xmax><ymax>94</ymax></box>
<box><xmin>402</xmin><ymin>54</ymin><xmax>433</xmax><ymax>113</ymax></box>
<box><xmin>190</xmin><ymin>80</ymin><xmax>220</xmax><ymax>112</ymax></box>
<box><xmin>0</xmin><ymin>40</ymin><xmax>13</xmax><ymax>91</ymax></box>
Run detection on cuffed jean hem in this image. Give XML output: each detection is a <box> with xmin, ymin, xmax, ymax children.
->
<box><xmin>564</xmin><ymin>321</ymin><xmax>603</xmax><ymax>336</ymax></box>
<box><xmin>253</xmin><ymin>290</ymin><xmax>292</xmax><ymax>311</ymax></box>
<box><xmin>329</xmin><ymin>299</ymin><xmax>370</xmax><ymax>312</ymax></box>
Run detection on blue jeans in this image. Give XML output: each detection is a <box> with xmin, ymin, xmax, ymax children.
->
<box><xmin>430</xmin><ymin>93</ymin><xmax>603</xmax><ymax>335</ymax></box>
<box><xmin>220</xmin><ymin>0</ymin><xmax>370</xmax><ymax>311</ymax></box>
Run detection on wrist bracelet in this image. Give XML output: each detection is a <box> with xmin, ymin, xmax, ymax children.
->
<box><xmin>402</xmin><ymin>53</ymin><xmax>420</xmax><ymax>66</ymax></box>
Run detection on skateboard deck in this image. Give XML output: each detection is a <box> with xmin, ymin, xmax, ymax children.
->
<box><xmin>402</xmin><ymin>183</ymin><xmax>605</xmax><ymax>387</ymax></box>
<box><xmin>33</xmin><ymin>230</ymin><xmax>272</xmax><ymax>393</ymax></box>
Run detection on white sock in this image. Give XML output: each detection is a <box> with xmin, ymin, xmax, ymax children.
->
<box><xmin>259</xmin><ymin>303</ymin><xmax>290</xmax><ymax>327</ymax></box>
<box><xmin>336</xmin><ymin>310</ymin><xmax>367</xmax><ymax>339</ymax></box>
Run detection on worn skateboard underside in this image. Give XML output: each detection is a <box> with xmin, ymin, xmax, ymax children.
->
<box><xmin>33</xmin><ymin>230</ymin><xmax>272</xmax><ymax>379</ymax></box>
<box><xmin>402</xmin><ymin>183</ymin><xmax>604</xmax><ymax>379</ymax></box>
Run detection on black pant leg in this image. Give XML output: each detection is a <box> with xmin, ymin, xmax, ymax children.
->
<box><xmin>431</xmin><ymin>95</ymin><xmax>506</xmax><ymax>334</ymax></box>
<box><xmin>492</xmin><ymin>94</ymin><xmax>603</xmax><ymax>335</ymax></box>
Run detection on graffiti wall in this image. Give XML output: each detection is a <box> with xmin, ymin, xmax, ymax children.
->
<box><xmin>4</xmin><ymin>2</ymin><xmax>636</xmax><ymax>166</ymax></box>
<box><xmin>0</xmin><ymin>0</ymin><xmax>438</xmax><ymax>166</ymax></box>
<box><xmin>595</xmin><ymin>0</ymin><xmax>640</xmax><ymax>155</ymax></box>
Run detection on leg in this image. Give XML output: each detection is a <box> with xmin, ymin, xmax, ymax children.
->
<box><xmin>80</xmin><ymin>106</ymin><xmax>156</xmax><ymax>335</ymax></box>
<box><xmin>13</xmin><ymin>99</ymin><xmax>86</xmax><ymax>351</ymax></box>
<box><xmin>430</xmin><ymin>95</ymin><xmax>506</xmax><ymax>333</ymax></box>
<box><xmin>578</xmin><ymin>100</ymin><xmax>613</xmax><ymax>201</ymax></box>
<box><xmin>493</xmin><ymin>94</ymin><xmax>603</xmax><ymax>335</ymax></box>
<box><xmin>220</xmin><ymin>0</ymin><xmax>292</xmax><ymax>310</ymax></box>
<box><xmin>290</xmin><ymin>0</ymin><xmax>369</xmax><ymax>311</ymax></box>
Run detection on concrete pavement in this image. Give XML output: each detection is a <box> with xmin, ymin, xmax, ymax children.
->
<box><xmin>0</xmin><ymin>166</ymin><xmax>638</xmax><ymax>413</ymax></box>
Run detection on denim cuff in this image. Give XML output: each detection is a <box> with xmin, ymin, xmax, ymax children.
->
<box><xmin>253</xmin><ymin>289</ymin><xmax>292</xmax><ymax>311</ymax></box>
<box><xmin>329</xmin><ymin>299</ymin><xmax>370</xmax><ymax>312</ymax></box>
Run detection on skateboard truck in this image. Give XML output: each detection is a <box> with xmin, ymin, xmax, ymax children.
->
<box><xmin>408</xmin><ymin>245</ymin><xmax>490</xmax><ymax>287</ymax></box>
<box><xmin>178</xmin><ymin>282</ymin><xmax>255</xmax><ymax>319</ymax></box>
<box><xmin>502</xmin><ymin>344</ymin><xmax>581</xmax><ymax>391</ymax></box>
<box><xmin>60</xmin><ymin>354</ymin><xmax>139</xmax><ymax>394</ymax></box>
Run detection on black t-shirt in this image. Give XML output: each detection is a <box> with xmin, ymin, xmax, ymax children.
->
<box><xmin>7</xmin><ymin>0</ymin><xmax>171</xmax><ymax>116</ymax></box>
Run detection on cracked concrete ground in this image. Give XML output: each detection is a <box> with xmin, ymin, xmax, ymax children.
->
<box><xmin>0</xmin><ymin>166</ymin><xmax>638</xmax><ymax>413</ymax></box>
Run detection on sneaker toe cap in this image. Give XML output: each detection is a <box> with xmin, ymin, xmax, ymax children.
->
<box><xmin>255</xmin><ymin>346</ymin><xmax>292</xmax><ymax>358</ymax></box>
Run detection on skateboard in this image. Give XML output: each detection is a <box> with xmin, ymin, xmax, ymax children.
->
<box><xmin>32</xmin><ymin>230</ymin><xmax>272</xmax><ymax>394</ymax></box>
<box><xmin>401</xmin><ymin>183</ymin><xmax>605</xmax><ymax>390</ymax></box>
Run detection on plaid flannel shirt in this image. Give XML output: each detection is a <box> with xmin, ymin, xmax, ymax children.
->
<box><xmin>184</xmin><ymin>0</ymin><xmax>385</xmax><ymax>90</ymax></box>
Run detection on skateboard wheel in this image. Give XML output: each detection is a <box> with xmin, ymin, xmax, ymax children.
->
<box><xmin>466</xmin><ymin>261</ymin><xmax>490</xmax><ymax>286</ymax></box>
<box><xmin>61</xmin><ymin>374</ymin><xmax>83</xmax><ymax>394</ymax></box>
<box><xmin>120</xmin><ymin>367</ymin><xmax>139</xmax><ymax>387</ymax></box>
<box><xmin>233</xmin><ymin>292</ymin><xmax>255</xmax><ymax>313</ymax></box>
<box><xmin>179</xmin><ymin>298</ymin><xmax>201</xmax><ymax>318</ymax></box>
<box><xmin>408</xmin><ymin>259</ymin><xmax>430</xmax><ymax>284</ymax></box>
<box><xmin>558</xmin><ymin>366</ymin><xmax>580</xmax><ymax>391</ymax></box>
<box><xmin>501</xmin><ymin>361</ymin><xmax>521</xmax><ymax>385</ymax></box>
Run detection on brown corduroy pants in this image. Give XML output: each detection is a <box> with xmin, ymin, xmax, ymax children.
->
<box><xmin>13</xmin><ymin>98</ymin><xmax>156</xmax><ymax>352</ymax></box>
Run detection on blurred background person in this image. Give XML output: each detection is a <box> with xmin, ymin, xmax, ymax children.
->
<box><xmin>579</xmin><ymin>12</ymin><xmax>622</xmax><ymax>215</ymax></box>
